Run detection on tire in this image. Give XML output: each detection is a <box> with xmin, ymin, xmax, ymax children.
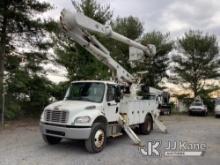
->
<box><xmin>85</xmin><ymin>122</ymin><xmax>107</xmax><ymax>153</ymax></box>
<box><xmin>139</xmin><ymin>115</ymin><xmax>153</xmax><ymax>135</ymax></box>
<box><xmin>42</xmin><ymin>135</ymin><xmax>62</xmax><ymax>145</ymax></box>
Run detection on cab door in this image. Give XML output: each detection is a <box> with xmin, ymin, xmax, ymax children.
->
<box><xmin>104</xmin><ymin>84</ymin><xmax>119</xmax><ymax>122</ymax></box>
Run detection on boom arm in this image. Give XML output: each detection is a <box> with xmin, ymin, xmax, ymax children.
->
<box><xmin>60</xmin><ymin>9</ymin><xmax>155</xmax><ymax>83</ymax></box>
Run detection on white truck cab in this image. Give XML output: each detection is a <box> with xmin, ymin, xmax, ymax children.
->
<box><xmin>40</xmin><ymin>80</ymin><xmax>160</xmax><ymax>152</ymax></box>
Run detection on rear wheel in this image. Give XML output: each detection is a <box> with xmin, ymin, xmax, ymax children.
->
<box><xmin>42</xmin><ymin>135</ymin><xmax>62</xmax><ymax>145</ymax></box>
<box><xmin>85</xmin><ymin>122</ymin><xmax>106</xmax><ymax>153</ymax></box>
<box><xmin>139</xmin><ymin>115</ymin><xmax>153</xmax><ymax>135</ymax></box>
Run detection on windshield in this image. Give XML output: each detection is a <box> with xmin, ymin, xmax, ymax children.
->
<box><xmin>64</xmin><ymin>82</ymin><xmax>105</xmax><ymax>103</ymax></box>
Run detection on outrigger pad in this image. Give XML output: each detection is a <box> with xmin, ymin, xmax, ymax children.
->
<box><xmin>151</xmin><ymin>110</ymin><xmax>168</xmax><ymax>133</ymax></box>
<box><xmin>118</xmin><ymin>115</ymin><xmax>143</xmax><ymax>146</ymax></box>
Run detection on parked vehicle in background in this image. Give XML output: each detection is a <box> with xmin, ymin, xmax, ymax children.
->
<box><xmin>159</xmin><ymin>104</ymin><xmax>171</xmax><ymax>115</ymax></box>
<box><xmin>158</xmin><ymin>92</ymin><xmax>171</xmax><ymax>115</ymax></box>
<box><xmin>214</xmin><ymin>98</ymin><xmax>220</xmax><ymax>117</ymax></box>
<box><xmin>188</xmin><ymin>96</ymin><xmax>208</xmax><ymax>116</ymax></box>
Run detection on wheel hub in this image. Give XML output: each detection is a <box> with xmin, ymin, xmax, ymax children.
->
<box><xmin>94</xmin><ymin>129</ymin><xmax>105</xmax><ymax>148</ymax></box>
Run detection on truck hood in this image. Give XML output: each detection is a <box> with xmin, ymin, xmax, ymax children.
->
<box><xmin>45</xmin><ymin>100</ymin><xmax>100</xmax><ymax>113</ymax></box>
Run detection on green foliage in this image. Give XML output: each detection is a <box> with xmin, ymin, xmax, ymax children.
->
<box><xmin>0</xmin><ymin>0</ymin><xmax>55</xmax><ymax>120</ymax></box>
<box><xmin>198</xmin><ymin>86</ymin><xmax>220</xmax><ymax>112</ymax></box>
<box><xmin>113</xmin><ymin>16</ymin><xmax>144</xmax><ymax>40</ymax></box>
<box><xmin>51</xmin><ymin>81</ymin><xmax>70</xmax><ymax>101</ymax></box>
<box><xmin>172</xmin><ymin>30</ymin><xmax>220</xmax><ymax>97</ymax></box>
<box><xmin>5</xmin><ymin>95</ymin><xmax>22</xmax><ymax>120</ymax></box>
<box><xmin>72</xmin><ymin>0</ymin><xmax>113</xmax><ymax>24</ymax></box>
<box><xmin>138</xmin><ymin>31</ymin><xmax>173</xmax><ymax>87</ymax></box>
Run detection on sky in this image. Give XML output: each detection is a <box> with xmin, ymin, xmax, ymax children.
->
<box><xmin>43</xmin><ymin>0</ymin><xmax>220</xmax><ymax>40</ymax></box>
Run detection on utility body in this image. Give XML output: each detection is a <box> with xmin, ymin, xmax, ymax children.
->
<box><xmin>40</xmin><ymin>9</ymin><xmax>167</xmax><ymax>153</ymax></box>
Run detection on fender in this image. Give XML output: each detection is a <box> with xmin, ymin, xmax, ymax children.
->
<box><xmin>72</xmin><ymin>109</ymin><xmax>106</xmax><ymax>127</ymax></box>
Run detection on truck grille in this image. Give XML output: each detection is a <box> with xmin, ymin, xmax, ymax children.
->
<box><xmin>44</xmin><ymin>110</ymin><xmax>69</xmax><ymax>123</ymax></box>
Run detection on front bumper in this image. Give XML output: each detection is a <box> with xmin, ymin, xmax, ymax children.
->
<box><xmin>40</xmin><ymin>122</ymin><xmax>91</xmax><ymax>140</ymax></box>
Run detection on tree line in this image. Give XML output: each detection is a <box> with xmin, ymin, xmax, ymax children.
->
<box><xmin>0</xmin><ymin>0</ymin><xmax>220</xmax><ymax>120</ymax></box>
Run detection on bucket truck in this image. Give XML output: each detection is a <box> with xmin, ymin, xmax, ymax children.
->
<box><xmin>40</xmin><ymin>9</ymin><xmax>167</xmax><ymax>153</ymax></box>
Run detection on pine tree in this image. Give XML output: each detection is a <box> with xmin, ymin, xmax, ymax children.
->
<box><xmin>139</xmin><ymin>31</ymin><xmax>173</xmax><ymax>87</ymax></box>
<box><xmin>0</xmin><ymin>0</ymin><xmax>55</xmax><ymax>121</ymax></box>
<box><xmin>172</xmin><ymin>30</ymin><xmax>220</xmax><ymax>97</ymax></box>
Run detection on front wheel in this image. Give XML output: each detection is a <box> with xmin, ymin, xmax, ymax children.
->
<box><xmin>42</xmin><ymin>135</ymin><xmax>62</xmax><ymax>145</ymax></box>
<box><xmin>139</xmin><ymin>115</ymin><xmax>153</xmax><ymax>135</ymax></box>
<box><xmin>85</xmin><ymin>123</ymin><xmax>106</xmax><ymax>153</ymax></box>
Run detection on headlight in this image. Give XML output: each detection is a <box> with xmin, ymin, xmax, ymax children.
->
<box><xmin>74</xmin><ymin>116</ymin><xmax>91</xmax><ymax>124</ymax></box>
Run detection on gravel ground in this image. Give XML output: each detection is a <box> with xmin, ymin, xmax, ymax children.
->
<box><xmin>0</xmin><ymin>115</ymin><xmax>220</xmax><ymax>165</ymax></box>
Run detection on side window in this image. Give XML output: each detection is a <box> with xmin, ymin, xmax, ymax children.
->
<box><xmin>107</xmin><ymin>85</ymin><xmax>116</xmax><ymax>102</ymax></box>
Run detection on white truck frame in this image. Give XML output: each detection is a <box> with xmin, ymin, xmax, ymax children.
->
<box><xmin>40</xmin><ymin>9</ymin><xmax>167</xmax><ymax>153</ymax></box>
